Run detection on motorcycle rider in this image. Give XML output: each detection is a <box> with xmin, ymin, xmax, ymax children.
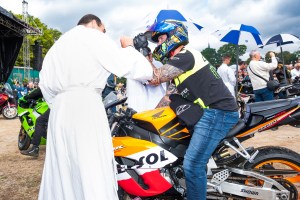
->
<box><xmin>140</xmin><ymin>21</ymin><xmax>239</xmax><ymax>200</ymax></box>
<box><xmin>20</xmin><ymin>87</ymin><xmax>50</xmax><ymax>157</ymax></box>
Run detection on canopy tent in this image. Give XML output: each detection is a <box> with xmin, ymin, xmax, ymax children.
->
<box><xmin>0</xmin><ymin>6</ymin><xmax>40</xmax><ymax>83</ymax></box>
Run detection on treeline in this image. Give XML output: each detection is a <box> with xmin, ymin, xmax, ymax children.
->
<box><xmin>14</xmin><ymin>14</ymin><xmax>62</xmax><ymax>67</ymax></box>
<box><xmin>201</xmin><ymin>43</ymin><xmax>300</xmax><ymax>67</ymax></box>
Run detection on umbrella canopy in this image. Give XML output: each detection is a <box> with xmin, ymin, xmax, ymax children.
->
<box><xmin>212</xmin><ymin>24</ymin><xmax>263</xmax><ymax>97</ymax></box>
<box><xmin>264</xmin><ymin>33</ymin><xmax>300</xmax><ymax>47</ymax></box>
<box><xmin>144</xmin><ymin>9</ymin><xmax>203</xmax><ymax>32</ymax></box>
<box><xmin>212</xmin><ymin>24</ymin><xmax>263</xmax><ymax>46</ymax></box>
<box><xmin>262</xmin><ymin>33</ymin><xmax>300</xmax><ymax>84</ymax></box>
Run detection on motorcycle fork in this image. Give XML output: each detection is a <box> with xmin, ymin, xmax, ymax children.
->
<box><xmin>223</xmin><ymin>137</ymin><xmax>259</xmax><ymax>163</ymax></box>
<box><xmin>6</xmin><ymin>101</ymin><xmax>11</xmax><ymax>108</ymax></box>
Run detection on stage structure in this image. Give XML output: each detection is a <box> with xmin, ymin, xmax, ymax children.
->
<box><xmin>0</xmin><ymin>3</ymin><xmax>41</xmax><ymax>83</ymax></box>
<box><xmin>22</xmin><ymin>0</ymin><xmax>42</xmax><ymax>80</ymax></box>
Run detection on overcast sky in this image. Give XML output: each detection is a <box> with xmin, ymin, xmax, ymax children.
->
<box><xmin>1</xmin><ymin>0</ymin><xmax>300</xmax><ymax>58</ymax></box>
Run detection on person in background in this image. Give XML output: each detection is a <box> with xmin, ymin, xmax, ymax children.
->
<box><xmin>38</xmin><ymin>14</ymin><xmax>153</xmax><ymax>200</ymax></box>
<box><xmin>102</xmin><ymin>73</ymin><xmax>116</xmax><ymax>99</ymax></box>
<box><xmin>247</xmin><ymin>50</ymin><xmax>277</xmax><ymax>102</ymax></box>
<box><xmin>273</xmin><ymin>57</ymin><xmax>291</xmax><ymax>84</ymax></box>
<box><xmin>20</xmin><ymin>87</ymin><xmax>50</xmax><ymax>157</ymax></box>
<box><xmin>27</xmin><ymin>81</ymin><xmax>35</xmax><ymax>93</ymax></box>
<box><xmin>291</xmin><ymin>62</ymin><xmax>300</xmax><ymax>82</ymax></box>
<box><xmin>13</xmin><ymin>81</ymin><xmax>26</xmax><ymax>99</ymax></box>
<box><xmin>238</xmin><ymin>61</ymin><xmax>247</xmax><ymax>80</ymax></box>
<box><xmin>217</xmin><ymin>54</ymin><xmax>236</xmax><ymax>98</ymax></box>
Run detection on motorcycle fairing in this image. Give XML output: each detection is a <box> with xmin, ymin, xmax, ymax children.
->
<box><xmin>245</xmin><ymin>98</ymin><xmax>300</xmax><ymax>126</ymax></box>
<box><xmin>237</xmin><ymin>104</ymin><xmax>300</xmax><ymax>138</ymax></box>
<box><xmin>113</xmin><ymin>137</ymin><xmax>177</xmax><ymax>167</ymax></box>
<box><xmin>121</xmin><ymin>121</ymin><xmax>189</xmax><ymax>158</ymax></box>
<box><xmin>35</xmin><ymin>101</ymin><xmax>48</xmax><ymax>114</ymax></box>
<box><xmin>113</xmin><ymin>136</ymin><xmax>177</xmax><ymax>197</ymax></box>
<box><xmin>132</xmin><ymin>106</ymin><xmax>190</xmax><ymax>140</ymax></box>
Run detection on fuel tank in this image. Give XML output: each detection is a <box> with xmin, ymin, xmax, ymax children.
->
<box><xmin>132</xmin><ymin>106</ymin><xmax>190</xmax><ymax>140</ymax></box>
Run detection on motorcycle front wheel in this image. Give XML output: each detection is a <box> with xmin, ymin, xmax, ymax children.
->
<box><xmin>244</xmin><ymin>146</ymin><xmax>300</xmax><ymax>185</ymax></box>
<box><xmin>18</xmin><ymin>127</ymin><xmax>31</xmax><ymax>150</ymax></box>
<box><xmin>2</xmin><ymin>106</ymin><xmax>18</xmax><ymax>119</ymax></box>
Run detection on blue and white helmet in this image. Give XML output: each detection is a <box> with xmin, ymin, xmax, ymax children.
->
<box><xmin>145</xmin><ymin>21</ymin><xmax>189</xmax><ymax>63</ymax></box>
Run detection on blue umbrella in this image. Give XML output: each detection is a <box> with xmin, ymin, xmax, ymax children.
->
<box><xmin>144</xmin><ymin>9</ymin><xmax>203</xmax><ymax>32</ymax></box>
<box><xmin>212</xmin><ymin>24</ymin><xmax>263</xmax><ymax>46</ymax></box>
<box><xmin>262</xmin><ymin>33</ymin><xmax>300</xmax><ymax>84</ymax></box>
<box><xmin>212</xmin><ymin>24</ymin><xmax>263</xmax><ymax>96</ymax></box>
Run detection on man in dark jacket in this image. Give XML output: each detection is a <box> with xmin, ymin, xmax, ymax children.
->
<box><xmin>137</xmin><ymin>21</ymin><xmax>239</xmax><ymax>200</ymax></box>
<box><xmin>20</xmin><ymin>88</ymin><xmax>50</xmax><ymax>157</ymax></box>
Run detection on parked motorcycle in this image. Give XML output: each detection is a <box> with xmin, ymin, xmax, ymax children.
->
<box><xmin>17</xmin><ymin>96</ymin><xmax>48</xmax><ymax>150</ymax></box>
<box><xmin>0</xmin><ymin>83</ymin><xmax>18</xmax><ymax>119</ymax></box>
<box><xmin>108</xmin><ymin>97</ymin><xmax>300</xmax><ymax>199</ymax></box>
<box><xmin>17</xmin><ymin>91</ymin><xmax>119</xmax><ymax>151</ymax></box>
<box><xmin>237</xmin><ymin>81</ymin><xmax>255</xmax><ymax>119</ymax></box>
<box><xmin>274</xmin><ymin>82</ymin><xmax>300</xmax><ymax>100</ymax></box>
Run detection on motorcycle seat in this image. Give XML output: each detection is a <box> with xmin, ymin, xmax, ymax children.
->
<box><xmin>244</xmin><ymin>98</ymin><xmax>300</xmax><ymax>127</ymax></box>
<box><xmin>247</xmin><ymin>99</ymin><xmax>292</xmax><ymax>114</ymax></box>
<box><xmin>224</xmin><ymin>119</ymin><xmax>246</xmax><ymax>139</ymax></box>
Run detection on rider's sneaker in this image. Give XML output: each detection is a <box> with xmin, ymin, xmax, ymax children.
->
<box><xmin>20</xmin><ymin>145</ymin><xmax>39</xmax><ymax>157</ymax></box>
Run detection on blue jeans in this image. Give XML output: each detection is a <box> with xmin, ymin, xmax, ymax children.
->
<box><xmin>183</xmin><ymin>109</ymin><xmax>239</xmax><ymax>200</ymax></box>
<box><xmin>253</xmin><ymin>87</ymin><xmax>274</xmax><ymax>102</ymax></box>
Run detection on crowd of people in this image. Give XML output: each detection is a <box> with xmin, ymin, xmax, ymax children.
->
<box><xmin>12</xmin><ymin>13</ymin><xmax>300</xmax><ymax>200</ymax></box>
<box><xmin>11</xmin><ymin>80</ymin><xmax>38</xmax><ymax>99</ymax></box>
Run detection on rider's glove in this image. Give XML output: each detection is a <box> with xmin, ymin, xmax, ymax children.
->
<box><xmin>133</xmin><ymin>33</ymin><xmax>148</xmax><ymax>51</ymax></box>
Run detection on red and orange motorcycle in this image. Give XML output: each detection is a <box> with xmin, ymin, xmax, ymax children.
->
<box><xmin>0</xmin><ymin>83</ymin><xmax>17</xmax><ymax>119</ymax></box>
<box><xmin>106</xmin><ymin>97</ymin><xmax>300</xmax><ymax>200</ymax></box>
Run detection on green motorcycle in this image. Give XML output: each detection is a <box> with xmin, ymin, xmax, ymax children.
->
<box><xmin>17</xmin><ymin>96</ymin><xmax>48</xmax><ymax>150</ymax></box>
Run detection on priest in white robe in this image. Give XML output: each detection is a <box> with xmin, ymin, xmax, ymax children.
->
<box><xmin>126</xmin><ymin>51</ymin><xmax>166</xmax><ymax>112</ymax></box>
<box><xmin>38</xmin><ymin>14</ymin><xmax>153</xmax><ymax>200</ymax></box>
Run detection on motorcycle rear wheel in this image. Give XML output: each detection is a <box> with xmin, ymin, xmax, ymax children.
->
<box><xmin>243</xmin><ymin>146</ymin><xmax>300</xmax><ymax>185</ymax></box>
<box><xmin>2</xmin><ymin>106</ymin><xmax>17</xmax><ymax>119</ymax></box>
<box><xmin>18</xmin><ymin>127</ymin><xmax>31</xmax><ymax>150</ymax></box>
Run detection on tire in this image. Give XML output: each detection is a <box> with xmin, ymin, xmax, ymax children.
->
<box><xmin>244</xmin><ymin>146</ymin><xmax>300</xmax><ymax>184</ymax></box>
<box><xmin>18</xmin><ymin>127</ymin><xmax>31</xmax><ymax>150</ymax></box>
<box><xmin>2</xmin><ymin>106</ymin><xmax>18</xmax><ymax>119</ymax></box>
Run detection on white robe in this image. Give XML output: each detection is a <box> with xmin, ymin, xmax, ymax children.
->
<box><xmin>126</xmin><ymin>60</ymin><xmax>166</xmax><ymax>112</ymax></box>
<box><xmin>38</xmin><ymin>25</ymin><xmax>153</xmax><ymax>200</ymax></box>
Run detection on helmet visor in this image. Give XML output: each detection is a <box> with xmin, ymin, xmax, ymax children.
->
<box><xmin>146</xmin><ymin>21</ymin><xmax>176</xmax><ymax>33</ymax></box>
<box><xmin>145</xmin><ymin>21</ymin><xmax>176</xmax><ymax>43</ymax></box>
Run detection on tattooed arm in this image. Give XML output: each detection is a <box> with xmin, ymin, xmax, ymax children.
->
<box><xmin>155</xmin><ymin>83</ymin><xmax>178</xmax><ymax>108</ymax></box>
<box><xmin>149</xmin><ymin>64</ymin><xmax>184</xmax><ymax>85</ymax></box>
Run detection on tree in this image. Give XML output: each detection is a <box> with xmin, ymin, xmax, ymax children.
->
<box><xmin>201</xmin><ymin>47</ymin><xmax>221</xmax><ymax>67</ymax></box>
<box><xmin>217</xmin><ymin>44</ymin><xmax>247</xmax><ymax>65</ymax></box>
<box><xmin>14</xmin><ymin>14</ymin><xmax>62</xmax><ymax>67</ymax></box>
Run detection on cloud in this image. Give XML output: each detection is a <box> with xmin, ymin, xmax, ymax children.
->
<box><xmin>1</xmin><ymin>0</ymin><xmax>299</xmax><ymax>54</ymax></box>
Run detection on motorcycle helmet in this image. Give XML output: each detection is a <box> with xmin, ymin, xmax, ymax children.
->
<box><xmin>145</xmin><ymin>21</ymin><xmax>189</xmax><ymax>63</ymax></box>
